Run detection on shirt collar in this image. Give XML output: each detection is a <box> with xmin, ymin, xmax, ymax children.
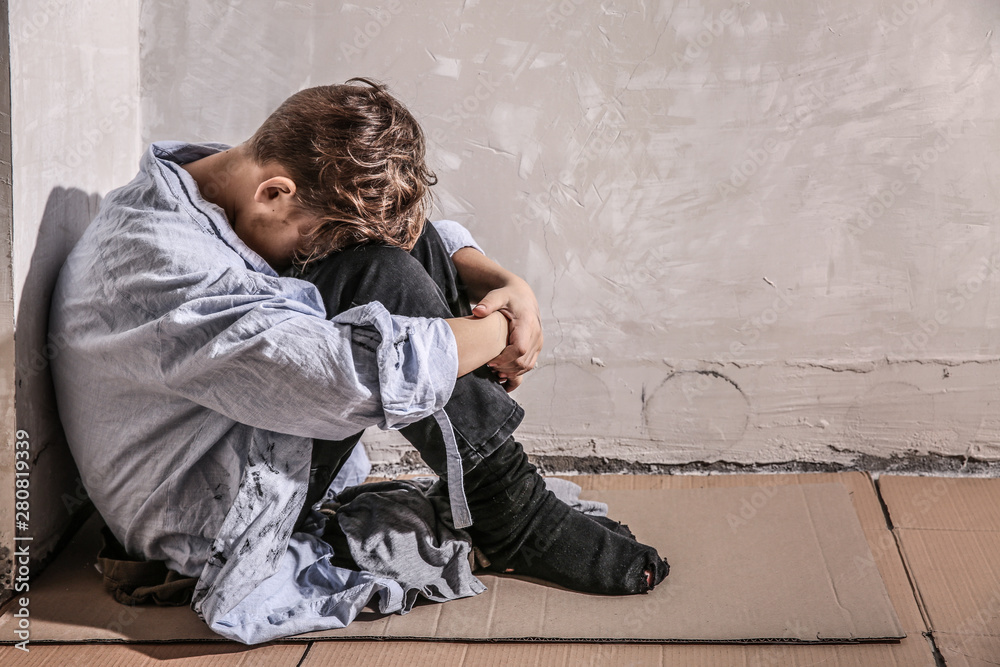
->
<box><xmin>145</xmin><ymin>141</ymin><xmax>278</xmax><ymax>277</ymax></box>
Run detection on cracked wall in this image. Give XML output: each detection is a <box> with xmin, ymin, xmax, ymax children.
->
<box><xmin>132</xmin><ymin>0</ymin><xmax>1000</xmax><ymax>471</ymax></box>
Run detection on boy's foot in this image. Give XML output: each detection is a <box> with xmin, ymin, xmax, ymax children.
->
<box><xmin>463</xmin><ymin>439</ymin><xmax>670</xmax><ymax>595</ymax></box>
<box><xmin>489</xmin><ymin>517</ymin><xmax>670</xmax><ymax>594</ymax></box>
<box><xmin>587</xmin><ymin>513</ymin><xmax>637</xmax><ymax>540</ymax></box>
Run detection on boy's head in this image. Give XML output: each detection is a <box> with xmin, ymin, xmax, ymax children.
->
<box><xmin>245</xmin><ymin>78</ymin><xmax>436</xmax><ymax>265</ymax></box>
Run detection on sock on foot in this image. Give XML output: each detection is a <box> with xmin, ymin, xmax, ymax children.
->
<box><xmin>463</xmin><ymin>439</ymin><xmax>669</xmax><ymax>595</ymax></box>
<box><xmin>587</xmin><ymin>513</ymin><xmax>636</xmax><ymax>540</ymax></box>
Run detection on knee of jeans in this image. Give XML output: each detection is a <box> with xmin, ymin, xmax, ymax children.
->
<box><xmin>307</xmin><ymin>242</ymin><xmax>416</xmax><ymax>282</ymax></box>
<box><xmin>363</xmin><ymin>247</ymin><xmax>452</xmax><ymax>314</ymax></box>
<box><xmin>354</xmin><ymin>242</ymin><xmax>413</xmax><ymax>266</ymax></box>
<box><xmin>362</xmin><ymin>244</ymin><xmax>438</xmax><ymax>284</ymax></box>
<box><xmin>310</xmin><ymin>242</ymin><xmax>451</xmax><ymax>317</ymax></box>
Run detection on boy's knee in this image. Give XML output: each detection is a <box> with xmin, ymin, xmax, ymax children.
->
<box><xmin>303</xmin><ymin>243</ymin><xmax>451</xmax><ymax>319</ymax></box>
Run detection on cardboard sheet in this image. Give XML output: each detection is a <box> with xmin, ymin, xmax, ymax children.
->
<box><xmin>316</xmin><ymin>483</ymin><xmax>903</xmax><ymax>642</ymax></box>
<box><xmin>880</xmin><ymin>476</ymin><xmax>1000</xmax><ymax>667</ymax></box>
<box><xmin>0</xmin><ymin>479</ymin><xmax>903</xmax><ymax>645</ymax></box>
<box><xmin>1</xmin><ymin>642</ymin><xmax>307</xmax><ymax>667</ymax></box>
<box><xmin>936</xmin><ymin>633</ymin><xmax>1000</xmax><ymax>667</ymax></box>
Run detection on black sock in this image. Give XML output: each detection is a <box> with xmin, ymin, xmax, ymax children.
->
<box><xmin>463</xmin><ymin>439</ymin><xmax>669</xmax><ymax>595</ymax></box>
<box><xmin>587</xmin><ymin>513</ymin><xmax>636</xmax><ymax>540</ymax></box>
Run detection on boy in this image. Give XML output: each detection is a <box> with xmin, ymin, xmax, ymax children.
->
<box><xmin>50</xmin><ymin>78</ymin><xmax>668</xmax><ymax>643</ymax></box>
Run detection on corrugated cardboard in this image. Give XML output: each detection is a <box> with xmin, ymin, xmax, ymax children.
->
<box><xmin>1</xmin><ymin>642</ymin><xmax>306</xmax><ymax>667</ymax></box>
<box><xmin>0</xmin><ymin>635</ymin><xmax>934</xmax><ymax>667</ymax></box>
<box><xmin>311</xmin><ymin>483</ymin><xmax>903</xmax><ymax>642</ymax></box>
<box><xmin>936</xmin><ymin>633</ymin><xmax>1000</xmax><ymax>667</ymax></box>
<box><xmin>879</xmin><ymin>476</ymin><xmax>1000</xmax><ymax>532</ymax></box>
<box><xmin>0</xmin><ymin>481</ymin><xmax>901</xmax><ymax>644</ymax></box>
<box><xmin>2</xmin><ymin>473</ymin><xmax>934</xmax><ymax>666</ymax></box>
<box><xmin>302</xmin><ymin>640</ymin><xmax>928</xmax><ymax>667</ymax></box>
<box><xmin>880</xmin><ymin>476</ymin><xmax>1000</xmax><ymax>667</ymax></box>
<box><xmin>303</xmin><ymin>474</ymin><xmax>938</xmax><ymax>665</ymax></box>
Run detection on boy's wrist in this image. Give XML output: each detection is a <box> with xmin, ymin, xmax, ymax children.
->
<box><xmin>492</xmin><ymin>310</ymin><xmax>510</xmax><ymax>349</ymax></box>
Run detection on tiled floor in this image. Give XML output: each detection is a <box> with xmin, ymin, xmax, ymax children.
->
<box><xmin>2</xmin><ymin>473</ymin><xmax>997</xmax><ymax>666</ymax></box>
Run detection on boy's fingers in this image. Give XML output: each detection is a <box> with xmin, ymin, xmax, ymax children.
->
<box><xmin>507</xmin><ymin>326</ymin><xmax>541</xmax><ymax>371</ymax></box>
<box><xmin>485</xmin><ymin>311</ymin><xmax>542</xmax><ymax>377</ymax></box>
<box><xmin>488</xmin><ymin>353</ymin><xmax>519</xmax><ymax>375</ymax></box>
<box><xmin>490</xmin><ymin>347</ymin><xmax>537</xmax><ymax>376</ymax></box>
<box><xmin>472</xmin><ymin>293</ymin><xmax>505</xmax><ymax>318</ymax></box>
<box><xmin>490</xmin><ymin>337</ymin><xmax>531</xmax><ymax>370</ymax></box>
<box><xmin>491</xmin><ymin>347</ymin><xmax>521</xmax><ymax>369</ymax></box>
<box><xmin>502</xmin><ymin>374</ymin><xmax>523</xmax><ymax>392</ymax></box>
<box><xmin>524</xmin><ymin>350</ymin><xmax>539</xmax><ymax>373</ymax></box>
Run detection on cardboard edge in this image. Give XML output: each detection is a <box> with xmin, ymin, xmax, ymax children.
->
<box><xmin>297</xmin><ymin>636</ymin><xmax>908</xmax><ymax>645</ymax></box>
<box><xmin>0</xmin><ymin>636</ymin><xmax>907</xmax><ymax>646</ymax></box>
<box><xmin>890</xmin><ymin>528</ymin><xmax>935</xmax><ymax>635</ymax></box>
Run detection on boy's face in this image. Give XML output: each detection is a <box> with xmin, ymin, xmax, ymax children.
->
<box><xmin>234</xmin><ymin>199</ymin><xmax>322</xmax><ymax>272</ymax></box>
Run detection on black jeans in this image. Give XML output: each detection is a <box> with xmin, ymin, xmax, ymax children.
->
<box><xmin>295</xmin><ymin>223</ymin><xmax>524</xmax><ymax>520</ymax></box>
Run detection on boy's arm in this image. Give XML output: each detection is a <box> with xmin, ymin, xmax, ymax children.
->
<box><xmin>446</xmin><ymin>311</ymin><xmax>509</xmax><ymax>377</ymax></box>
<box><xmin>451</xmin><ymin>247</ymin><xmax>543</xmax><ymax>391</ymax></box>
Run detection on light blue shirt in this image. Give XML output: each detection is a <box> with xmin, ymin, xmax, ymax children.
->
<box><xmin>49</xmin><ymin>141</ymin><xmax>485</xmax><ymax>643</ymax></box>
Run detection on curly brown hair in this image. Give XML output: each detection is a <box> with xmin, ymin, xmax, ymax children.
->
<box><xmin>246</xmin><ymin>78</ymin><xmax>437</xmax><ymax>265</ymax></box>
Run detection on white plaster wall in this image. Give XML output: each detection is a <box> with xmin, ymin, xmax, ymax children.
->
<box><xmin>0</xmin><ymin>0</ymin><xmax>16</xmax><ymax>598</ymax></box>
<box><xmin>131</xmin><ymin>0</ymin><xmax>1000</xmax><ymax>469</ymax></box>
<box><xmin>10</xmin><ymin>0</ymin><xmax>141</xmax><ymax>564</ymax></box>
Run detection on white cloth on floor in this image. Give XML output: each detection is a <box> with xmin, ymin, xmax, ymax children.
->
<box><xmin>200</xmin><ymin>443</ymin><xmax>606</xmax><ymax>644</ymax></box>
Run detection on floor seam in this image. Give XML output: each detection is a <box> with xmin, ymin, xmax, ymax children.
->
<box><xmin>873</xmin><ymin>475</ymin><xmax>896</xmax><ymax>530</ymax></box>
<box><xmin>295</xmin><ymin>641</ymin><xmax>314</xmax><ymax>667</ymax></box>
<box><xmin>924</xmin><ymin>631</ymin><xmax>947</xmax><ymax>667</ymax></box>
<box><xmin>873</xmin><ymin>475</ymin><xmax>942</xmax><ymax>666</ymax></box>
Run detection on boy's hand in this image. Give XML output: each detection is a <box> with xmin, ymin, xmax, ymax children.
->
<box><xmin>472</xmin><ymin>277</ymin><xmax>543</xmax><ymax>392</ymax></box>
<box><xmin>451</xmin><ymin>246</ymin><xmax>543</xmax><ymax>392</ymax></box>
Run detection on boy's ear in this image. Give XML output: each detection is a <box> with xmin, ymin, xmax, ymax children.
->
<box><xmin>254</xmin><ymin>176</ymin><xmax>297</xmax><ymax>204</ymax></box>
